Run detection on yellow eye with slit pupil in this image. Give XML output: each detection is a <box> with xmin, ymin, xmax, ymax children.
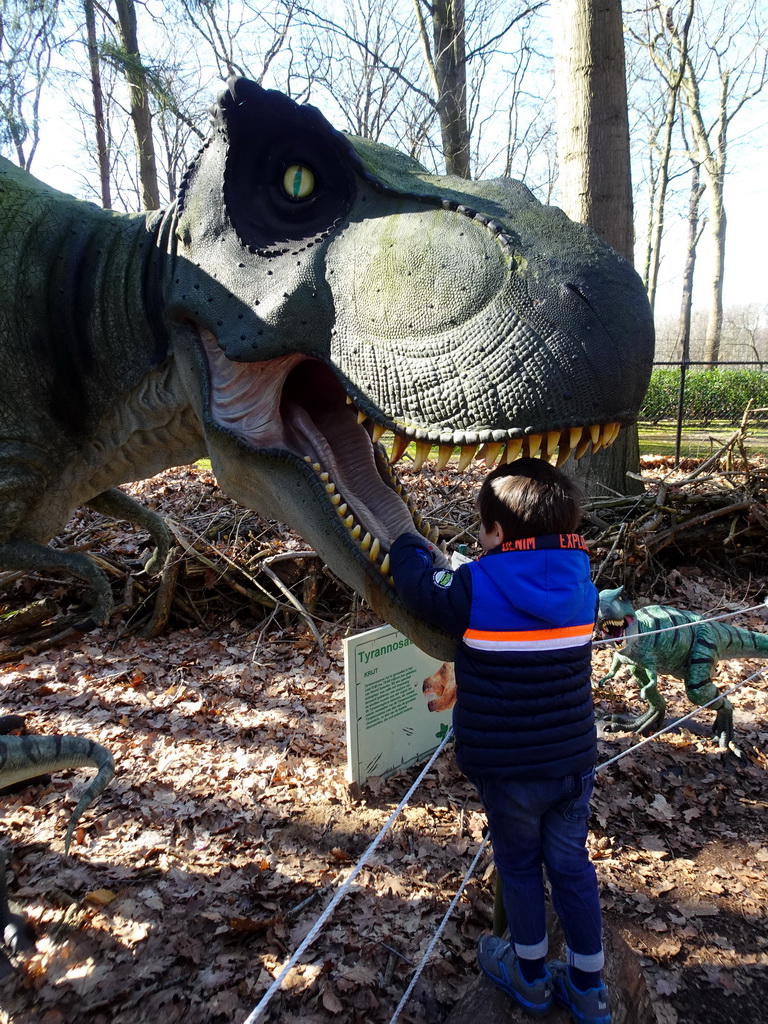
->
<box><xmin>284</xmin><ymin>164</ymin><xmax>315</xmax><ymax>200</ymax></box>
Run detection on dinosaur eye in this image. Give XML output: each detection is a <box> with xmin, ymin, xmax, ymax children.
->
<box><xmin>283</xmin><ymin>164</ymin><xmax>315</xmax><ymax>200</ymax></box>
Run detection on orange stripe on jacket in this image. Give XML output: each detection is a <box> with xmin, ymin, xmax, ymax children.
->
<box><xmin>464</xmin><ymin>622</ymin><xmax>594</xmax><ymax>642</ymax></box>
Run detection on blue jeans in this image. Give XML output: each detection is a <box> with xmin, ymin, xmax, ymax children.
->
<box><xmin>471</xmin><ymin>769</ymin><xmax>604</xmax><ymax>972</ymax></box>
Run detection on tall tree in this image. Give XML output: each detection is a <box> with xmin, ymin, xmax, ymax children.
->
<box><xmin>654</xmin><ymin>0</ymin><xmax>767</xmax><ymax>365</ymax></box>
<box><xmin>0</xmin><ymin>0</ymin><xmax>59</xmax><ymax>170</ymax></box>
<box><xmin>113</xmin><ymin>0</ymin><xmax>160</xmax><ymax>209</ymax></box>
<box><xmin>551</xmin><ymin>0</ymin><xmax>634</xmax><ymax>260</ymax></box>
<box><xmin>551</xmin><ymin>0</ymin><xmax>643</xmax><ymax>495</ymax></box>
<box><xmin>414</xmin><ymin>0</ymin><xmax>470</xmax><ymax>176</ymax></box>
<box><xmin>83</xmin><ymin>0</ymin><xmax>111</xmax><ymax>207</ymax></box>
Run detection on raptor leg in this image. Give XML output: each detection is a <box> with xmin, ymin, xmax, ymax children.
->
<box><xmin>600</xmin><ymin>666</ymin><xmax>666</xmax><ymax>735</ymax></box>
<box><xmin>686</xmin><ymin>651</ymin><xmax>740</xmax><ymax>756</ymax></box>
<box><xmin>86</xmin><ymin>487</ymin><xmax>171</xmax><ymax>574</ymax></box>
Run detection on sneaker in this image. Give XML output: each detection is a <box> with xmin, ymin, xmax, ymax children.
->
<box><xmin>548</xmin><ymin>960</ymin><xmax>611</xmax><ymax>1024</ymax></box>
<box><xmin>476</xmin><ymin>934</ymin><xmax>552</xmax><ymax>1017</ymax></box>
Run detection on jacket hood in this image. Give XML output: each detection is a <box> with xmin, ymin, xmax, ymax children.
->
<box><xmin>471</xmin><ymin>543</ymin><xmax>596</xmax><ymax>628</ymax></box>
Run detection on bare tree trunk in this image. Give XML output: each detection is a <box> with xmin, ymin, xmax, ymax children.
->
<box><xmin>676</xmin><ymin>162</ymin><xmax>706</xmax><ymax>361</ymax></box>
<box><xmin>83</xmin><ymin>0</ymin><xmax>112</xmax><ymax>209</ymax></box>
<box><xmin>114</xmin><ymin>0</ymin><xmax>160</xmax><ymax>210</ymax></box>
<box><xmin>551</xmin><ymin>0</ymin><xmax>634</xmax><ymax>261</ymax></box>
<box><xmin>702</xmin><ymin>176</ymin><xmax>726</xmax><ymax>366</ymax></box>
<box><xmin>552</xmin><ymin>0</ymin><xmax>643</xmax><ymax>495</ymax></box>
<box><xmin>414</xmin><ymin>0</ymin><xmax>471</xmax><ymax>177</ymax></box>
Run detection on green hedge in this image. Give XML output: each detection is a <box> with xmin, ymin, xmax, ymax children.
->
<box><xmin>640</xmin><ymin>369</ymin><xmax>768</xmax><ymax>424</ymax></box>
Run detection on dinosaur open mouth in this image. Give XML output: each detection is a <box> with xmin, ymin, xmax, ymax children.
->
<box><xmin>597</xmin><ymin>616</ymin><xmax>633</xmax><ymax>649</ymax></box>
<box><xmin>200</xmin><ymin>331</ymin><xmax>624</xmax><ymax>583</ymax></box>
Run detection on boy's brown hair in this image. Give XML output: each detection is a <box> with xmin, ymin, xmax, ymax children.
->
<box><xmin>478</xmin><ymin>457</ymin><xmax>582</xmax><ymax>542</ymax></box>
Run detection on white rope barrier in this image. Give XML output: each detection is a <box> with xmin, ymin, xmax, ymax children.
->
<box><xmin>240</xmin><ymin>727</ymin><xmax>454</xmax><ymax>1024</ymax></box>
<box><xmin>388</xmin><ymin>834</ymin><xmax>490</xmax><ymax>1024</ymax></box>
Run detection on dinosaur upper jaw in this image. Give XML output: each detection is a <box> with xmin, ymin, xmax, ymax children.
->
<box><xmin>597</xmin><ymin>614</ymin><xmax>635</xmax><ymax>649</ymax></box>
<box><xmin>193</xmin><ymin>324</ymin><xmax>628</xmax><ymax>595</ymax></box>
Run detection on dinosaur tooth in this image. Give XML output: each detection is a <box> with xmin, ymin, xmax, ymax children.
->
<box><xmin>325</xmin><ymin>482</ymin><xmax>336</xmax><ymax>495</ymax></box>
<box><xmin>428</xmin><ymin>525</ymin><xmax>440</xmax><ymax>543</ymax></box>
<box><xmin>569</xmin><ymin>427</ymin><xmax>582</xmax><ymax>450</ymax></box>
<box><xmin>412</xmin><ymin>441</ymin><xmax>431</xmax><ymax>470</ymax></box>
<box><xmin>331</xmin><ymin>493</ymin><xmax>341</xmax><ymax>506</ymax></box>
<box><xmin>526</xmin><ymin>433</ymin><xmax>542</xmax><ymax>458</ymax></box>
<box><xmin>435</xmin><ymin>444</ymin><xmax>453</xmax><ymax>470</ymax></box>
<box><xmin>337</xmin><ymin>503</ymin><xmax>348</xmax><ymax>516</ymax></box>
<box><xmin>457</xmin><ymin>445</ymin><xmax>476</xmax><ymax>471</ymax></box>
<box><xmin>479</xmin><ymin>442</ymin><xmax>503</xmax><ymax>467</ymax></box>
<box><xmin>320</xmin><ymin>471</ymin><xmax>330</xmax><ymax>482</ymax></box>
<box><xmin>575</xmin><ymin>431</ymin><xmax>592</xmax><ymax>459</ymax></box>
<box><xmin>371</xmin><ymin>422</ymin><xmax>386</xmax><ymax>443</ymax></box>
<box><xmin>357</xmin><ymin>410</ymin><xmax>367</xmax><ymax>425</ymax></box>
<box><xmin>380</xmin><ymin>554</ymin><xmax>390</xmax><ymax>575</ymax></box>
<box><xmin>504</xmin><ymin>438</ymin><xmax>523</xmax><ymax>464</ymax></box>
<box><xmin>370</xmin><ymin>537</ymin><xmax>380</xmax><ymax>561</ymax></box>
<box><xmin>389</xmin><ymin>434</ymin><xmax>409</xmax><ymax>465</ymax></box>
<box><xmin>545</xmin><ymin>431</ymin><xmax>559</xmax><ymax>459</ymax></box>
<box><xmin>344</xmin><ymin>514</ymin><xmax>354</xmax><ymax>527</ymax></box>
<box><xmin>556</xmin><ymin>441</ymin><xmax>571</xmax><ymax>467</ymax></box>
<box><xmin>351</xmin><ymin>524</ymin><xmax>361</xmax><ymax>539</ymax></box>
<box><xmin>361</xmin><ymin>532</ymin><xmax>372</xmax><ymax>551</ymax></box>
<box><xmin>589</xmin><ymin>424</ymin><xmax>600</xmax><ymax>447</ymax></box>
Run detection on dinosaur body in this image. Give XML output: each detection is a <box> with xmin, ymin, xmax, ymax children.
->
<box><xmin>0</xmin><ymin>721</ymin><xmax>114</xmax><ymax>972</ymax></box>
<box><xmin>595</xmin><ymin>586</ymin><xmax>768</xmax><ymax>750</ymax></box>
<box><xmin>0</xmin><ymin>78</ymin><xmax>654</xmax><ymax>659</ymax></box>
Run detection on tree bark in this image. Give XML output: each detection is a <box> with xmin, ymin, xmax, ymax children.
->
<box><xmin>83</xmin><ymin>0</ymin><xmax>112</xmax><ymax>209</ymax></box>
<box><xmin>114</xmin><ymin>0</ymin><xmax>160</xmax><ymax>210</ymax></box>
<box><xmin>551</xmin><ymin>0</ymin><xmax>643</xmax><ymax>495</ymax></box>
<box><xmin>551</xmin><ymin>0</ymin><xmax>634</xmax><ymax>261</ymax></box>
<box><xmin>414</xmin><ymin>0</ymin><xmax>471</xmax><ymax>178</ymax></box>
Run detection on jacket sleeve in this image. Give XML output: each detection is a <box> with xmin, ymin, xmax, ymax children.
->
<box><xmin>389</xmin><ymin>534</ymin><xmax>472</xmax><ymax>638</ymax></box>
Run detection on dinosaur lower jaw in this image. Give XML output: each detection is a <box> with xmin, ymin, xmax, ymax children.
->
<box><xmin>200</xmin><ymin>333</ymin><xmax>625</xmax><ymax>582</ymax></box>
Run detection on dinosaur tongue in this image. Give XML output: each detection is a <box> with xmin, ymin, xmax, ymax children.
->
<box><xmin>283</xmin><ymin>399</ymin><xmax>415</xmax><ymax>543</ymax></box>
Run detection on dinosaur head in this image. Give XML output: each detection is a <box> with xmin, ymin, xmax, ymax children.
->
<box><xmin>168</xmin><ymin>78</ymin><xmax>655</xmax><ymax>659</ymax></box>
<box><xmin>596</xmin><ymin>586</ymin><xmax>637</xmax><ymax>649</ymax></box>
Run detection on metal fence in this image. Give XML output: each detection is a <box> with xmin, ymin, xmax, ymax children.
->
<box><xmin>640</xmin><ymin>359</ymin><xmax>768</xmax><ymax>463</ymax></box>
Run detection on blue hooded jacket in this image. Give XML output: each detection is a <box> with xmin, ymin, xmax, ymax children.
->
<box><xmin>390</xmin><ymin>532</ymin><xmax>598</xmax><ymax>780</ymax></box>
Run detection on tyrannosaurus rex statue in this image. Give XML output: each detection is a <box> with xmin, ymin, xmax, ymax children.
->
<box><xmin>0</xmin><ymin>78</ymin><xmax>654</xmax><ymax>661</ymax></box>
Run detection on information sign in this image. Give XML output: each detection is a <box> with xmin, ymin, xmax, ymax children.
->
<box><xmin>344</xmin><ymin>623</ymin><xmax>454</xmax><ymax>784</ymax></box>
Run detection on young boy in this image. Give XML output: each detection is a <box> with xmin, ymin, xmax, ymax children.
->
<box><xmin>390</xmin><ymin>458</ymin><xmax>610</xmax><ymax>1024</ymax></box>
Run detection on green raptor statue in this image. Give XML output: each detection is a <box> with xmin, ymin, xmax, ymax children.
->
<box><xmin>0</xmin><ymin>77</ymin><xmax>654</xmax><ymax>660</ymax></box>
<box><xmin>0</xmin><ymin>717</ymin><xmax>114</xmax><ymax>974</ymax></box>
<box><xmin>595</xmin><ymin>586</ymin><xmax>768</xmax><ymax>753</ymax></box>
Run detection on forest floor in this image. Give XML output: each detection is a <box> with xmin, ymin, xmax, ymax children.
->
<box><xmin>1</xmin><ymin>459</ymin><xmax>767</xmax><ymax>1024</ymax></box>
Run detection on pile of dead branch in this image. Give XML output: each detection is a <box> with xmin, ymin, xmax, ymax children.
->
<box><xmin>583</xmin><ymin>423</ymin><xmax>768</xmax><ymax>594</ymax></box>
<box><xmin>2</xmin><ymin>422</ymin><xmax>767</xmax><ymax>656</ymax></box>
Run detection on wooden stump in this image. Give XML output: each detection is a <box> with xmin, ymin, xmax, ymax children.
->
<box><xmin>443</xmin><ymin>921</ymin><xmax>655</xmax><ymax>1024</ymax></box>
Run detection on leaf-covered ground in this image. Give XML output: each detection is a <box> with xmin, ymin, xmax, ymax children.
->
<box><xmin>1</xmin><ymin>463</ymin><xmax>767</xmax><ymax>1024</ymax></box>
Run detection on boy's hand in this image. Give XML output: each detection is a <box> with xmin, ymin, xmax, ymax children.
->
<box><xmin>422</xmin><ymin>662</ymin><xmax>457</xmax><ymax>712</ymax></box>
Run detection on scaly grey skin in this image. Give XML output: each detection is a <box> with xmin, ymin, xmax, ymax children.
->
<box><xmin>0</xmin><ymin>724</ymin><xmax>114</xmax><ymax>971</ymax></box>
<box><xmin>595</xmin><ymin>586</ymin><xmax>768</xmax><ymax>754</ymax></box>
<box><xmin>0</xmin><ymin>77</ymin><xmax>655</xmax><ymax>660</ymax></box>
